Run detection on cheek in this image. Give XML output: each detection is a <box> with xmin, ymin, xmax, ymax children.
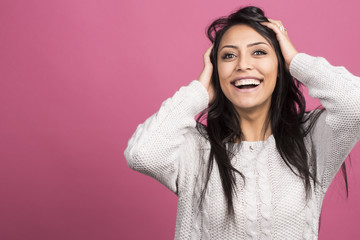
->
<box><xmin>258</xmin><ymin>60</ymin><xmax>278</xmax><ymax>80</ymax></box>
<box><xmin>217</xmin><ymin>66</ymin><xmax>230</xmax><ymax>96</ymax></box>
<box><xmin>218</xmin><ymin>62</ymin><xmax>235</xmax><ymax>81</ymax></box>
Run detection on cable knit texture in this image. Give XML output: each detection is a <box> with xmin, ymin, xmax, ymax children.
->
<box><xmin>124</xmin><ymin>53</ymin><xmax>360</xmax><ymax>239</ymax></box>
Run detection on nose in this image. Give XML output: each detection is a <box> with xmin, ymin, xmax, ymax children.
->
<box><xmin>236</xmin><ymin>54</ymin><xmax>253</xmax><ymax>71</ymax></box>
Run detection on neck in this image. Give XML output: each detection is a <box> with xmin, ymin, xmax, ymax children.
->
<box><xmin>234</xmin><ymin>105</ymin><xmax>272</xmax><ymax>142</ymax></box>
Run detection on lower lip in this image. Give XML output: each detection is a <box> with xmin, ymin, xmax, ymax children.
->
<box><xmin>232</xmin><ymin>81</ymin><xmax>263</xmax><ymax>93</ymax></box>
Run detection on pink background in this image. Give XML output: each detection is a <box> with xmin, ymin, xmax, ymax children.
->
<box><xmin>1</xmin><ymin>0</ymin><xmax>359</xmax><ymax>239</ymax></box>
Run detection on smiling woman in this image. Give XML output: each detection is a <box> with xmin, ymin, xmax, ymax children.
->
<box><xmin>124</xmin><ymin>5</ymin><xmax>360</xmax><ymax>240</ymax></box>
<box><xmin>217</xmin><ymin>24</ymin><xmax>278</xmax><ymax>137</ymax></box>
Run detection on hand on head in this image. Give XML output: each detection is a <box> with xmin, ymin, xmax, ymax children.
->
<box><xmin>260</xmin><ymin>19</ymin><xmax>299</xmax><ymax>71</ymax></box>
<box><xmin>198</xmin><ymin>44</ymin><xmax>215</xmax><ymax>103</ymax></box>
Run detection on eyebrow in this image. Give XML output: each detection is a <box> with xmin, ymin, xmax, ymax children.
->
<box><xmin>220</xmin><ymin>41</ymin><xmax>269</xmax><ymax>50</ymax></box>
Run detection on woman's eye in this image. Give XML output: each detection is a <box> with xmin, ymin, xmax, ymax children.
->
<box><xmin>222</xmin><ymin>53</ymin><xmax>236</xmax><ymax>59</ymax></box>
<box><xmin>253</xmin><ymin>50</ymin><xmax>267</xmax><ymax>55</ymax></box>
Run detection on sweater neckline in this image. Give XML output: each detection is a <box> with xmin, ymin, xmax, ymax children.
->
<box><xmin>226</xmin><ymin>134</ymin><xmax>274</xmax><ymax>149</ymax></box>
<box><xmin>227</xmin><ymin>134</ymin><xmax>274</xmax><ymax>144</ymax></box>
<box><xmin>240</xmin><ymin>134</ymin><xmax>274</xmax><ymax>145</ymax></box>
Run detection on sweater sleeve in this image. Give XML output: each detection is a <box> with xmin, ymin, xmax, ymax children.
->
<box><xmin>124</xmin><ymin>80</ymin><xmax>209</xmax><ymax>195</ymax></box>
<box><xmin>289</xmin><ymin>53</ymin><xmax>360</xmax><ymax>192</ymax></box>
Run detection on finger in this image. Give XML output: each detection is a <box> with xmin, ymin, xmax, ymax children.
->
<box><xmin>267</xmin><ymin>19</ymin><xmax>283</xmax><ymax>28</ymax></box>
<box><xmin>262</xmin><ymin>18</ymin><xmax>286</xmax><ymax>32</ymax></box>
<box><xmin>269</xmin><ymin>19</ymin><xmax>287</xmax><ymax>33</ymax></box>
<box><xmin>203</xmin><ymin>44</ymin><xmax>214</xmax><ymax>66</ymax></box>
<box><xmin>260</xmin><ymin>21</ymin><xmax>287</xmax><ymax>35</ymax></box>
<box><xmin>260</xmin><ymin>21</ymin><xmax>281</xmax><ymax>34</ymax></box>
<box><xmin>273</xmin><ymin>20</ymin><xmax>286</xmax><ymax>32</ymax></box>
<box><xmin>203</xmin><ymin>44</ymin><xmax>213</xmax><ymax>58</ymax></box>
<box><xmin>205</xmin><ymin>44</ymin><xmax>213</xmax><ymax>56</ymax></box>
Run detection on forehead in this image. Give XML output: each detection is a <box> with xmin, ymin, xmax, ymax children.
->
<box><xmin>219</xmin><ymin>24</ymin><xmax>270</xmax><ymax>47</ymax></box>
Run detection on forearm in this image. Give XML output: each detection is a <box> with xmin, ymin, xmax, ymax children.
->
<box><xmin>124</xmin><ymin>80</ymin><xmax>209</xmax><ymax>193</ymax></box>
<box><xmin>290</xmin><ymin>53</ymin><xmax>360</xmax><ymax>129</ymax></box>
<box><xmin>290</xmin><ymin>53</ymin><xmax>360</xmax><ymax>191</ymax></box>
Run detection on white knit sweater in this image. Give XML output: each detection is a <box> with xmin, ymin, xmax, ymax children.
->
<box><xmin>124</xmin><ymin>53</ymin><xmax>360</xmax><ymax>239</ymax></box>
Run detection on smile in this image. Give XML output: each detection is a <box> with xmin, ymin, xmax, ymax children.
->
<box><xmin>231</xmin><ymin>80</ymin><xmax>263</xmax><ymax>93</ymax></box>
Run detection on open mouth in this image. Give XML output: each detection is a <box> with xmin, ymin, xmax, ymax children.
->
<box><xmin>231</xmin><ymin>80</ymin><xmax>263</xmax><ymax>89</ymax></box>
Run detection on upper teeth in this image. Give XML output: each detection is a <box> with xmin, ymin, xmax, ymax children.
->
<box><xmin>234</xmin><ymin>79</ymin><xmax>261</xmax><ymax>86</ymax></box>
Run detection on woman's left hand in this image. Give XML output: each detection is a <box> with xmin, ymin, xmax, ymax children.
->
<box><xmin>261</xmin><ymin>19</ymin><xmax>298</xmax><ymax>71</ymax></box>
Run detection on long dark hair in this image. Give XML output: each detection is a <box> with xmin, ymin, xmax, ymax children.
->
<box><xmin>195</xmin><ymin>5</ymin><xmax>349</xmax><ymax>225</ymax></box>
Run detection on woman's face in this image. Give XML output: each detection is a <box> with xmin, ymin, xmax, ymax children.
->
<box><xmin>217</xmin><ymin>24</ymin><xmax>278</xmax><ymax>115</ymax></box>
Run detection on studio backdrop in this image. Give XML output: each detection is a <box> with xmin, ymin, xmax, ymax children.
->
<box><xmin>0</xmin><ymin>0</ymin><xmax>359</xmax><ymax>239</ymax></box>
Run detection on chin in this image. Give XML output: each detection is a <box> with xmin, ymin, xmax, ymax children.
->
<box><xmin>232</xmin><ymin>98</ymin><xmax>258</xmax><ymax>107</ymax></box>
<box><xmin>234</xmin><ymin>105</ymin><xmax>259</xmax><ymax>111</ymax></box>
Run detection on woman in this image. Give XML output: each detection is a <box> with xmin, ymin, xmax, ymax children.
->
<box><xmin>124</xmin><ymin>6</ymin><xmax>360</xmax><ymax>239</ymax></box>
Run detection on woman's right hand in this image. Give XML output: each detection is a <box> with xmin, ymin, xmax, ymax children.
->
<box><xmin>197</xmin><ymin>45</ymin><xmax>215</xmax><ymax>103</ymax></box>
